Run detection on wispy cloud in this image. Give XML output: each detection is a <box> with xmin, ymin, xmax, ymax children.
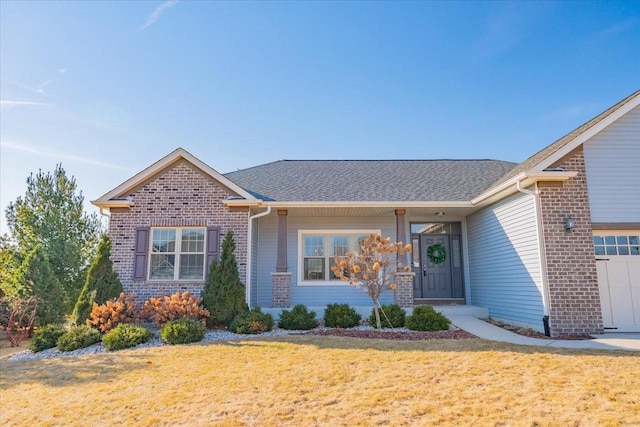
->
<box><xmin>138</xmin><ymin>0</ymin><xmax>180</xmax><ymax>32</ymax></box>
<box><xmin>0</xmin><ymin>100</ymin><xmax>47</xmax><ymax>109</ymax></box>
<box><xmin>0</xmin><ymin>140</ymin><xmax>133</xmax><ymax>171</ymax></box>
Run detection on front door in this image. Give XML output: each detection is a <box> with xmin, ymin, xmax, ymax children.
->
<box><xmin>411</xmin><ymin>223</ymin><xmax>464</xmax><ymax>300</ymax></box>
<box><xmin>417</xmin><ymin>235</ymin><xmax>452</xmax><ymax>298</ymax></box>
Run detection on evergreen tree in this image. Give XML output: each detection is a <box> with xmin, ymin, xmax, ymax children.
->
<box><xmin>71</xmin><ymin>235</ymin><xmax>123</xmax><ymax>326</ymax></box>
<box><xmin>9</xmin><ymin>244</ymin><xmax>64</xmax><ymax>325</ymax></box>
<box><xmin>201</xmin><ymin>230</ymin><xmax>248</xmax><ymax>326</ymax></box>
<box><xmin>5</xmin><ymin>164</ymin><xmax>102</xmax><ymax>312</ymax></box>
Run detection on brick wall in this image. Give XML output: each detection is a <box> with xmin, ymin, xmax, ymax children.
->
<box><xmin>538</xmin><ymin>147</ymin><xmax>603</xmax><ymax>336</ymax></box>
<box><xmin>108</xmin><ymin>159</ymin><xmax>249</xmax><ymax>302</ymax></box>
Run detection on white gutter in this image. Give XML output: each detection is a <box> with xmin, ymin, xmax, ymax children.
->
<box><xmin>246</xmin><ymin>205</ymin><xmax>271</xmax><ymax>308</ymax></box>
<box><xmin>516</xmin><ymin>179</ymin><xmax>551</xmax><ymax>319</ymax></box>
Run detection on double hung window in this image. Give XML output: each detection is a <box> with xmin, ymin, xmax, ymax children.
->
<box><xmin>149</xmin><ymin>228</ymin><xmax>206</xmax><ymax>280</ymax></box>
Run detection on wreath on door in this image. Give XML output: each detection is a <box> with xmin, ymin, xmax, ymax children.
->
<box><xmin>427</xmin><ymin>244</ymin><xmax>447</xmax><ymax>264</ymax></box>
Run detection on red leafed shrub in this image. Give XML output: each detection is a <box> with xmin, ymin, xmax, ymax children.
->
<box><xmin>142</xmin><ymin>291</ymin><xmax>210</xmax><ymax>327</ymax></box>
<box><xmin>87</xmin><ymin>292</ymin><xmax>141</xmax><ymax>333</ymax></box>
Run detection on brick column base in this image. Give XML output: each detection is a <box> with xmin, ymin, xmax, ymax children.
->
<box><xmin>271</xmin><ymin>273</ymin><xmax>291</xmax><ymax>308</ymax></box>
<box><xmin>393</xmin><ymin>273</ymin><xmax>415</xmax><ymax>308</ymax></box>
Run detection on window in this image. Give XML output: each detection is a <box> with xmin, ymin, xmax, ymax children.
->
<box><xmin>299</xmin><ymin>231</ymin><xmax>376</xmax><ymax>283</ymax></box>
<box><xmin>149</xmin><ymin>228</ymin><xmax>206</xmax><ymax>280</ymax></box>
<box><xmin>593</xmin><ymin>234</ymin><xmax>640</xmax><ymax>256</ymax></box>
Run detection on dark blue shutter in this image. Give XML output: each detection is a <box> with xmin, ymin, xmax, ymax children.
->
<box><xmin>133</xmin><ymin>227</ymin><xmax>150</xmax><ymax>280</ymax></box>
<box><xmin>206</xmin><ymin>227</ymin><xmax>220</xmax><ymax>277</ymax></box>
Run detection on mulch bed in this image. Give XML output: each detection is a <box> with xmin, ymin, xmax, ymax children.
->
<box><xmin>482</xmin><ymin>318</ymin><xmax>592</xmax><ymax>340</ymax></box>
<box><xmin>308</xmin><ymin>329</ymin><xmax>476</xmax><ymax>340</ymax></box>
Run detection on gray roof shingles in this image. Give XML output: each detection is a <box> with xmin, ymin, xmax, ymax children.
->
<box><xmin>224</xmin><ymin>159</ymin><xmax>517</xmax><ymax>202</ymax></box>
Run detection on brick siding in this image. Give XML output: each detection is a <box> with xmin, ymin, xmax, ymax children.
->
<box><xmin>538</xmin><ymin>147</ymin><xmax>604</xmax><ymax>336</ymax></box>
<box><xmin>108</xmin><ymin>159</ymin><xmax>248</xmax><ymax>302</ymax></box>
<box><xmin>393</xmin><ymin>273</ymin><xmax>415</xmax><ymax>308</ymax></box>
<box><xmin>271</xmin><ymin>273</ymin><xmax>291</xmax><ymax>307</ymax></box>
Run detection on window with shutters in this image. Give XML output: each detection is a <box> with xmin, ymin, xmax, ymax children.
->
<box><xmin>149</xmin><ymin>228</ymin><xmax>206</xmax><ymax>280</ymax></box>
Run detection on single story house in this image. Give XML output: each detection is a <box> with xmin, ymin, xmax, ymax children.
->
<box><xmin>94</xmin><ymin>90</ymin><xmax>640</xmax><ymax>336</ymax></box>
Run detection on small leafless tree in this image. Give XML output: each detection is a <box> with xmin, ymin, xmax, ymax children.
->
<box><xmin>0</xmin><ymin>296</ymin><xmax>39</xmax><ymax>347</ymax></box>
<box><xmin>331</xmin><ymin>233</ymin><xmax>411</xmax><ymax>329</ymax></box>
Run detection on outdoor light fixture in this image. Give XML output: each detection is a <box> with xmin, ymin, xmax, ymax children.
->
<box><xmin>435</xmin><ymin>211</ymin><xmax>446</xmax><ymax>217</ymax></box>
<box><xmin>564</xmin><ymin>216</ymin><xmax>576</xmax><ymax>231</ymax></box>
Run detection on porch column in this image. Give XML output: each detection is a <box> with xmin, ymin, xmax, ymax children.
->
<box><xmin>395</xmin><ymin>209</ymin><xmax>409</xmax><ymax>267</ymax></box>
<box><xmin>394</xmin><ymin>273</ymin><xmax>415</xmax><ymax>308</ymax></box>
<box><xmin>276</xmin><ymin>209</ymin><xmax>288</xmax><ymax>272</ymax></box>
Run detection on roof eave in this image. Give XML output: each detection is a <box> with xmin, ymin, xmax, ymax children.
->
<box><xmin>472</xmin><ymin>171</ymin><xmax>578</xmax><ymax>206</ymax></box>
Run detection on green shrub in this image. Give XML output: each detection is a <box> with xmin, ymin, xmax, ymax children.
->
<box><xmin>160</xmin><ymin>319</ymin><xmax>206</xmax><ymax>345</ymax></box>
<box><xmin>229</xmin><ymin>307</ymin><xmax>274</xmax><ymax>334</ymax></box>
<box><xmin>369</xmin><ymin>304</ymin><xmax>406</xmax><ymax>328</ymax></box>
<box><xmin>57</xmin><ymin>325</ymin><xmax>102</xmax><ymax>352</ymax></box>
<box><xmin>323</xmin><ymin>303</ymin><xmax>361</xmax><ymax>328</ymax></box>
<box><xmin>405</xmin><ymin>306</ymin><xmax>451</xmax><ymax>331</ymax></box>
<box><xmin>278</xmin><ymin>305</ymin><xmax>318</xmax><ymax>330</ymax></box>
<box><xmin>102</xmin><ymin>324</ymin><xmax>153</xmax><ymax>351</ymax></box>
<box><xmin>30</xmin><ymin>324</ymin><xmax>67</xmax><ymax>353</ymax></box>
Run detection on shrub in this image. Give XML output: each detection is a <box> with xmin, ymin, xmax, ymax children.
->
<box><xmin>30</xmin><ymin>324</ymin><xmax>67</xmax><ymax>353</ymax></box>
<box><xmin>229</xmin><ymin>307</ymin><xmax>274</xmax><ymax>334</ymax></box>
<box><xmin>405</xmin><ymin>306</ymin><xmax>451</xmax><ymax>331</ymax></box>
<box><xmin>87</xmin><ymin>292</ymin><xmax>141</xmax><ymax>333</ymax></box>
<box><xmin>369</xmin><ymin>304</ymin><xmax>406</xmax><ymax>329</ymax></box>
<box><xmin>201</xmin><ymin>230</ymin><xmax>248</xmax><ymax>327</ymax></box>
<box><xmin>278</xmin><ymin>305</ymin><xmax>318</xmax><ymax>330</ymax></box>
<box><xmin>160</xmin><ymin>319</ymin><xmax>206</xmax><ymax>345</ymax></box>
<box><xmin>323</xmin><ymin>303</ymin><xmax>361</xmax><ymax>328</ymax></box>
<box><xmin>71</xmin><ymin>235</ymin><xmax>123</xmax><ymax>326</ymax></box>
<box><xmin>102</xmin><ymin>324</ymin><xmax>153</xmax><ymax>351</ymax></box>
<box><xmin>142</xmin><ymin>291</ymin><xmax>210</xmax><ymax>327</ymax></box>
<box><xmin>57</xmin><ymin>325</ymin><xmax>102</xmax><ymax>352</ymax></box>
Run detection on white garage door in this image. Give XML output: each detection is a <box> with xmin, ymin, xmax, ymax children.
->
<box><xmin>594</xmin><ymin>232</ymin><xmax>640</xmax><ymax>332</ymax></box>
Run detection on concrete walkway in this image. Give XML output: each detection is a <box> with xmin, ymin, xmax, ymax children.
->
<box><xmin>449</xmin><ymin>316</ymin><xmax>640</xmax><ymax>351</ymax></box>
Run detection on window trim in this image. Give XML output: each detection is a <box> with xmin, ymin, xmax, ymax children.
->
<box><xmin>148</xmin><ymin>227</ymin><xmax>207</xmax><ymax>281</ymax></box>
<box><xmin>593</xmin><ymin>230</ymin><xmax>640</xmax><ymax>258</ymax></box>
<box><xmin>297</xmin><ymin>229</ymin><xmax>380</xmax><ymax>286</ymax></box>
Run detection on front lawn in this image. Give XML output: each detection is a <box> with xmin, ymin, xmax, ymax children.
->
<box><xmin>1</xmin><ymin>336</ymin><xmax>638</xmax><ymax>426</ymax></box>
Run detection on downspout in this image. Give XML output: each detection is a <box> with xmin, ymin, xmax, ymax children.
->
<box><xmin>516</xmin><ymin>179</ymin><xmax>552</xmax><ymax>336</ymax></box>
<box><xmin>246</xmin><ymin>205</ymin><xmax>271</xmax><ymax>308</ymax></box>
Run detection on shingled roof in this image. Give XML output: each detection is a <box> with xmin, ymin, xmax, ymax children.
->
<box><xmin>224</xmin><ymin>159</ymin><xmax>517</xmax><ymax>202</ymax></box>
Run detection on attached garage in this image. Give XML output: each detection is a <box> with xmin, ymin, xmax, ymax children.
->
<box><xmin>593</xmin><ymin>231</ymin><xmax>640</xmax><ymax>332</ymax></box>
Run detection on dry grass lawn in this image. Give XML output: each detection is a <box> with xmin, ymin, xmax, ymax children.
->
<box><xmin>1</xmin><ymin>336</ymin><xmax>639</xmax><ymax>426</ymax></box>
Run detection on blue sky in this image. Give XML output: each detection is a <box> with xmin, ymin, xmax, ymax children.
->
<box><xmin>1</xmin><ymin>1</ymin><xmax>639</xmax><ymax>233</ymax></box>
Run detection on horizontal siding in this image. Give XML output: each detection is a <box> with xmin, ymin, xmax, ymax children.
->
<box><xmin>249</xmin><ymin>220</ymin><xmax>259</xmax><ymax>307</ymax></box>
<box><xmin>467</xmin><ymin>192</ymin><xmax>545</xmax><ymax>331</ymax></box>
<box><xmin>584</xmin><ymin>105</ymin><xmax>640</xmax><ymax>223</ymax></box>
<box><xmin>255</xmin><ymin>214</ymin><xmax>395</xmax><ymax>308</ymax></box>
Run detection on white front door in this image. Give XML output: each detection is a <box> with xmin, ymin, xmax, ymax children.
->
<box><xmin>594</xmin><ymin>232</ymin><xmax>640</xmax><ymax>332</ymax></box>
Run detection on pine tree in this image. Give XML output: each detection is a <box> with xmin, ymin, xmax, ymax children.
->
<box><xmin>201</xmin><ymin>230</ymin><xmax>248</xmax><ymax>326</ymax></box>
<box><xmin>71</xmin><ymin>235</ymin><xmax>123</xmax><ymax>326</ymax></box>
<box><xmin>9</xmin><ymin>244</ymin><xmax>64</xmax><ymax>326</ymax></box>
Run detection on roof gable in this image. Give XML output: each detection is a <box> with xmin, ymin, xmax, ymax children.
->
<box><xmin>92</xmin><ymin>148</ymin><xmax>257</xmax><ymax>208</ymax></box>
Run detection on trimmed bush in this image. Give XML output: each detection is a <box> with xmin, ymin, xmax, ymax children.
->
<box><xmin>142</xmin><ymin>291</ymin><xmax>210</xmax><ymax>327</ymax></box>
<box><xmin>229</xmin><ymin>307</ymin><xmax>274</xmax><ymax>334</ymax></box>
<box><xmin>369</xmin><ymin>304</ymin><xmax>406</xmax><ymax>328</ymax></box>
<box><xmin>102</xmin><ymin>324</ymin><xmax>153</xmax><ymax>351</ymax></box>
<box><xmin>87</xmin><ymin>292</ymin><xmax>142</xmax><ymax>333</ymax></box>
<box><xmin>57</xmin><ymin>325</ymin><xmax>102</xmax><ymax>352</ymax></box>
<box><xmin>160</xmin><ymin>319</ymin><xmax>206</xmax><ymax>345</ymax></box>
<box><xmin>406</xmin><ymin>306</ymin><xmax>451</xmax><ymax>331</ymax></box>
<box><xmin>324</xmin><ymin>303</ymin><xmax>361</xmax><ymax>328</ymax></box>
<box><xmin>30</xmin><ymin>324</ymin><xmax>67</xmax><ymax>353</ymax></box>
<box><xmin>278</xmin><ymin>305</ymin><xmax>318</xmax><ymax>330</ymax></box>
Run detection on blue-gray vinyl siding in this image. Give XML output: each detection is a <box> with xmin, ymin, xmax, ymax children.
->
<box><xmin>249</xmin><ymin>219</ymin><xmax>259</xmax><ymax>307</ymax></box>
<box><xmin>254</xmin><ymin>214</ymin><xmax>396</xmax><ymax>308</ymax></box>
<box><xmin>584</xmin><ymin>104</ymin><xmax>640</xmax><ymax>223</ymax></box>
<box><xmin>467</xmin><ymin>192</ymin><xmax>545</xmax><ymax>331</ymax></box>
